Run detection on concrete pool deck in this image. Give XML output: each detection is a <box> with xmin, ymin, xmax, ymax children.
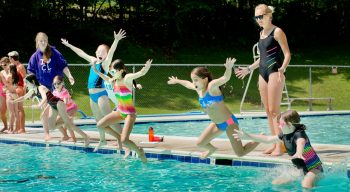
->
<box><xmin>1</xmin><ymin>110</ymin><xmax>350</xmax><ymax>170</ymax></box>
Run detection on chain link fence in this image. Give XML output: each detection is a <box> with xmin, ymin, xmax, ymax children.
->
<box><xmin>22</xmin><ymin>64</ymin><xmax>350</xmax><ymax>122</ymax></box>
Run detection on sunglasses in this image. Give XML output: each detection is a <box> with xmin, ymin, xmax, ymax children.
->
<box><xmin>254</xmin><ymin>14</ymin><xmax>265</xmax><ymax>20</ymax></box>
<box><xmin>109</xmin><ymin>69</ymin><xmax>117</xmax><ymax>75</ymax></box>
<box><xmin>53</xmin><ymin>81</ymin><xmax>62</xmax><ymax>86</ymax></box>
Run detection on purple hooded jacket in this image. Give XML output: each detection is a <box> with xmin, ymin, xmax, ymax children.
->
<box><xmin>27</xmin><ymin>46</ymin><xmax>67</xmax><ymax>90</ymax></box>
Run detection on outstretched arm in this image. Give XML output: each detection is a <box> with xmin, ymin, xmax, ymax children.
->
<box><xmin>292</xmin><ymin>138</ymin><xmax>306</xmax><ymax>160</ymax></box>
<box><xmin>167</xmin><ymin>76</ymin><xmax>196</xmax><ymax>90</ymax></box>
<box><xmin>63</xmin><ymin>67</ymin><xmax>75</xmax><ymax>85</ymax></box>
<box><xmin>61</xmin><ymin>39</ymin><xmax>95</xmax><ymax>63</ymax></box>
<box><xmin>12</xmin><ymin>89</ymin><xmax>35</xmax><ymax>103</ymax></box>
<box><xmin>233</xmin><ymin>129</ymin><xmax>280</xmax><ymax>144</ymax></box>
<box><xmin>91</xmin><ymin>61</ymin><xmax>111</xmax><ymax>82</ymax></box>
<box><xmin>235</xmin><ymin>58</ymin><xmax>260</xmax><ymax>79</ymax></box>
<box><xmin>125</xmin><ymin>59</ymin><xmax>152</xmax><ymax>83</ymax></box>
<box><xmin>208</xmin><ymin>57</ymin><xmax>236</xmax><ymax>91</ymax></box>
<box><xmin>102</xmin><ymin>29</ymin><xmax>127</xmax><ymax>71</ymax></box>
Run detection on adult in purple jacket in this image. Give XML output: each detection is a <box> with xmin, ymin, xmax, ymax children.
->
<box><xmin>27</xmin><ymin>32</ymin><xmax>74</xmax><ymax>140</ymax></box>
<box><xmin>27</xmin><ymin>32</ymin><xmax>74</xmax><ymax>91</ymax></box>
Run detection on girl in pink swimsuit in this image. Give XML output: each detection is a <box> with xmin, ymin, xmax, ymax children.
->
<box><xmin>53</xmin><ymin>75</ymin><xmax>78</xmax><ymax>142</ymax></box>
<box><xmin>0</xmin><ymin>60</ymin><xmax>7</xmax><ymax>132</ymax></box>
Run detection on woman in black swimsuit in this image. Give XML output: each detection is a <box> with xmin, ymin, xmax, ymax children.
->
<box><xmin>235</xmin><ymin>4</ymin><xmax>291</xmax><ymax>156</ymax></box>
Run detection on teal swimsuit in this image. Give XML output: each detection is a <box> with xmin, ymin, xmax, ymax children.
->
<box><xmin>88</xmin><ymin>63</ymin><xmax>108</xmax><ymax>103</ymax></box>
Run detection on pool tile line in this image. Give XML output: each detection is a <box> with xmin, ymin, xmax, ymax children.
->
<box><xmin>1</xmin><ymin>138</ymin><xmax>349</xmax><ymax>179</ymax></box>
<box><xmin>0</xmin><ymin>138</ymin><xmax>280</xmax><ymax>168</ymax></box>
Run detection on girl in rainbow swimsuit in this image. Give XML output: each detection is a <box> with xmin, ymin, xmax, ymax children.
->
<box><xmin>234</xmin><ymin>110</ymin><xmax>323</xmax><ymax>189</ymax></box>
<box><xmin>91</xmin><ymin>59</ymin><xmax>152</xmax><ymax>163</ymax></box>
<box><xmin>52</xmin><ymin>75</ymin><xmax>78</xmax><ymax>142</ymax></box>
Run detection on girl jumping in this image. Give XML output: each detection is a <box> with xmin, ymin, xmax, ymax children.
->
<box><xmin>168</xmin><ymin>58</ymin><xmax>259</xmax><ymax>159</ymax></box>
<box><xmin>12</xmin><ymin>74</ymin><xmax>90</xmax><ymax>147</ymax></box>
<box><xmin>91</xmin><ymin>59</ymin><xmax>153</xmax><ymax>163</ymax></box>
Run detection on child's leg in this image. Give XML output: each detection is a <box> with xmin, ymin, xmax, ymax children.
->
<box><xmin>196</xmin><ymin>123</ymin><xmax>222</xmax><ymax>159</ymax></box>
<box><xmin>120</xmin><ymin>114</ymin><xmax>147</xmax><ymax>163</ymax></box>
<box><xmin>16</xmin><ymin>87</ymin><xmax>25</xmax><ymax>133</ymax></box>
<box><xmin>13</xmin><ymin>102</ymin><xmax>20</xmax><ymax>133</ymax></box>
<box><xmin>98</xmin><ymin>96</ymin><xmax>123</xmax><ymax>148</ymax></box>
<box><xmin>67</xmin><ymin>109</ymin><xmax>77</xmax><ymax>141</ymax></box>
<box><xmin>56</xmin><ymin>112</ymin><xmax>76</xmax><ymax>142</ymax></box>
<box><xmin>6</xmin><ymin>98</ymin><xmax>14</xmax><ymax>132</ymax></box>
<box><xmin>226</xmin><ymin>124</ymin><xmax>259</xmax><ymax>157</ymax></box>
<box><xmin>41</xmin><ymin>104</ymin><xmax>51</xmax><ymax>140</ymax></box>
<box><xmin>47</xmin><ymin>108</ymin><xmax>59</xmax><ymax>131</ymax></box>
<box><xmin>302</xmin><ymin>167</ymin><xmax>323</xmax><ymax>189</ymax></box>
<box><xmin>95</xmin><ymin>112</ymin><xmax>123</xmax><ymax>151</ymax></box>
<box><xmin>0</xmin><ymin>96</ymin><xmax>7</xmax><ymax>132</ymax></box>
<box><xmin>57</xmin><ymin>103</ymin><xmax>89</xmax><ymax>147</ymax></box>
<box><xmin>272</xmin><ymin>177</ymin><xmax>295</xmax><ymax>185</ymax></box>
<box><xmin>90</xmin><ymin>99</ymin><xmax>106</xmax><ymax>145</ymax></box>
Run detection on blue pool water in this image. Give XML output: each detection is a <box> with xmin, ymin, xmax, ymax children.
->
<box><xmin>81</xmin><ymin>115</ymin><xmax>350</xmax><ymax>145</ymax></box>
<box><xmin>0</xmin><ymin>143</ymin><xmax>348</xmax><ymax>191</ymax></box>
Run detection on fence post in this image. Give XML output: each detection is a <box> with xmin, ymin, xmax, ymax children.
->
<box><xmin>308</xmin><ymin>67</ymin><xmax>313</xmax><ymax>111</ymax></box>
<box><xmin>132</xmin><ymin>65</ymin><xmax>136</xmax><ymax>106</ymax></box>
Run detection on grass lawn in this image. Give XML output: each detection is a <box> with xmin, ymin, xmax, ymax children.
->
<box><xmin>22</xmin><ymin>43</ymin><xmax>350</xmax><ymax>121</ymax></box>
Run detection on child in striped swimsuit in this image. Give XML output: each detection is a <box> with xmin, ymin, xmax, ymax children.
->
<box><xmin>233</xmin><ymin>110</ymin><xmax>323</xmax><ymax>189</ymax></box>
<box><xmin>91</xmin><ymin>59</ymin><xmax>152</xmax><ymax>163</ymax></box>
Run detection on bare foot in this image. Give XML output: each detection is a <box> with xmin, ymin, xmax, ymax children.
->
<box><xmin>262</xmin><ymin>145</ymin><xmax>275</xmax><ymax>154</ymax></box>
<box><xmin>138</xmin><ymin>147</ymin><xmax>147</xmax><ymax>164</ymax></box>
<box><xmin>68</xmin><ymin>138</ymin><xmax>77</xmax><ymax>143</ymax></box>
<box><xmin>61</xmin><ymin>136</ymin><xmax>69</xmax><ymax>141</ymax></box>
<box><xmin>93</xmin><ymin>140</ymin><xmax>107</xmax><ymax>152</ymax></box>
<box><xmin>84</xmin><ymin>137</ymin><xmax>90</xmax><ymax>147</ymax></box>
<box><xmin>269</xmin><ymin>148</ymin><xmax>283</xmax><ymax>156</ymax></box>
<box><xmin>200</xmin><ymin>147</ymin><xmax>217</xmax><ymax>160</ymax></box>
<box><xmin>45</xmin><ymin>135</ymin><xmax>52</xmax><ymax>141</ymax></box>
<box><xmin>17</xmin><ymin>129</ymin><xmax>26</xmax><ymax>134</ymax></box>
<box><xmin>0</xmin><ymin>127</ymin><xmax>8</xmax><ymax>133</ymax></box>
<box><xmin>123</xmin><ymin>148</ymin><xmax>131</xmax><ymax>159</ymax></box>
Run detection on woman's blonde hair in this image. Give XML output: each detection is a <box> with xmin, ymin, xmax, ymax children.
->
<box><xmin>255</xmin><ymin>4</ymin><xmax>275</xmax><ymax>18</ymax></box>
<box><xmin>35</xmin><ymin>32</ymin><xmax>52</xmax><ymax>62</ymax></box>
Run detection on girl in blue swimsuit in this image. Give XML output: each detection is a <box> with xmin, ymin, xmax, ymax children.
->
<box><xmin>168</xmin><ymin>58</ymin><xmax>259</xmax><ymax>159</ymax></box>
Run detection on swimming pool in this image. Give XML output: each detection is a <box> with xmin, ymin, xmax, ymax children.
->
<box><xmin>80</xmin><ymin>114</ymin><xmax>350</xmax><ymax>145</ymax></box>
<box><xmin>0</xmin><ymin>143</ymin><xmax>348</xmax><ymax>191</ymax></box>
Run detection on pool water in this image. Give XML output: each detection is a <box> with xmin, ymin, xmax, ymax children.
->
<box><xmin>0</xmin><ymin>143</ymin><xmax>348</xmax><ymax>191</ymax></box>
<box><xmin>81</xmin><ymin>115</ymin><xmax>350</xmax><ymax>145</ymax></box>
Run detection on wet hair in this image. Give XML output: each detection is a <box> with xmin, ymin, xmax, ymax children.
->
<box><xmin>9</xmin><ymin>64</ymin><xmax>19</xmax><ymax>85</ymax></box>
<box><xmin>35</xmin><ymin>32</ymin><xmax>52</xmax><ymax>63</ymax></box>
<box><xmin>255</xmin><ymin>4</ymin><xmax>275</xmax><ymax>19</ymax></box>
<box><xmin>111</xmin><ymin>59</ymin><xmax>138</xmax><ymax>89</ymax></box>
<box><xmin>191</xmin><ymin>67</ymin><xmax>223</xmax><ymax>93</ymax></box>
<box><xmin>278</xmin><ymin>110</ymin><xmax>306</xmax><ymax>130</ymax></box>
<box><xmin>25</xmin><ymin>74</ymin><xmax>40</xmax><ymax>87</ymax></box>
